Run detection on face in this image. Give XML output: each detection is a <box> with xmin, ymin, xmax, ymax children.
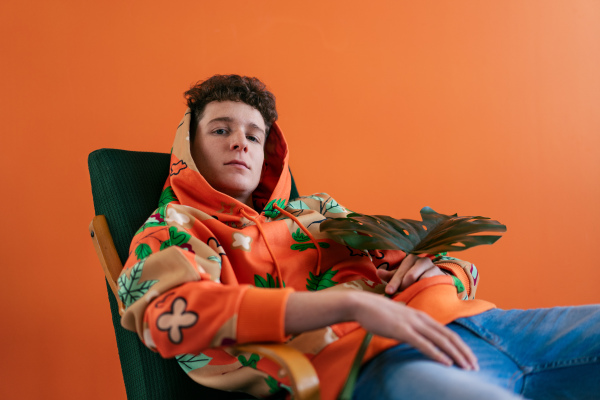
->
<box><xmin>191</xmin><ymin>100</ymin><xmax>266</xmax><ymax>206</ymax></box>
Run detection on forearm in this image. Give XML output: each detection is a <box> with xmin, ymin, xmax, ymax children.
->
<box><xmin>284</xmin><ymin>289</ymin><xmax>478</xmax><ymax>370</ymax></box>
<box><xmin>284</xmin><ymin>290</ymin><xmax>357</xmax><ymax>335</ymax></box>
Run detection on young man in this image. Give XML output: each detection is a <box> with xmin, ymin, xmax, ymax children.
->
<box><xmin>118</xmin><ymin>75</ymin><xmax>599</xmax><ymax>399</ymax></box>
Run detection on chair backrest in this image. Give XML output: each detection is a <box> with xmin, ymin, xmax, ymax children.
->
<box><xmin>89</xmin><ymin>148</ymin><xmax>299</xmax><ymax>399</ymax></box>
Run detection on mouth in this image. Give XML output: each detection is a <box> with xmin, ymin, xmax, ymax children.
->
<box><xmin>225</xmin><ymin>160</ymin><xmax>249</xmax><ymax>169</ymax></box>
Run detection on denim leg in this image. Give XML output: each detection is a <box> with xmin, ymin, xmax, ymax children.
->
<box><xmin>353</xmin><ymin>323</ymin><xmax>526</xmax><ymax>400</ymax></box>
<box><xmin>353</xmin><ymin>305</ymin><xmax>600</xmax><ymax>400</ymax></box>
<box><xmin>453</xmin><ymin>305</ymin><xmax>600</xmax><ymax>399</ymax></box>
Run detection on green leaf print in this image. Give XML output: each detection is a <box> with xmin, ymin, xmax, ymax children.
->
<box><xmin>306</xmin><ymin>269</ymin><xmax>339</xmax><ymax>291</ymax></box>
<box><xmin>135</xmin><ymin>205</ymin><xmax>168</xmax><ymax>235</ymax></box>
<box><xmin>117</xmin><ymin>259</ymin><xmax>158</xmax><ymax>308</ymax></box>
<box><xmin>158</xmin><ymin>186</ymin><xmax>178</xmax><ymax>207</ymax></box>
<box><xmin>176</xmin><ymin>353</ymin><xmax>212</xmax><ymax>373</ymax></box>
<box><xmin>304</xmin><ymin>195</ymin><xmax>324</xmax><ymax>201</ymax></box>
<box><xmin>134</xmin><ymin>243</ymin><xmax>152</xmax><ymax>260</ymax></box>
<box><xmin>254</xmin><ymin>273</ymin><xmax>285</xmax><ymax>288</ymax></box>
<box><xmin>292</xmin><ymin>228</ymin><xmax>310</xmax><ymax>242</ymax></box>
<box><xmin>263</xmin><ymin>198</ymin><xmax>287</xmax><ymax>218</ymax></box>
<box><xmin>291</xmin><ymin>228</ymin><xmax>330</xmax><ymax>251</ymax></box>
<box><xmin>254</xmin><ymin>274</ymin><xmax>267</xmax><ymax>287</ymax></box>
<box><xmin>451</xmin><ymin>275</ymin><xmax>466</xmax><ymax>294</ymax></box>
<box><xmin>434</xmin><ymin>254</ymin><xmax>462</xmax><ymax>263</ymax></box>
<box><xmin>238</xmin><ymin>353</ymin><xmax>260</xmax><ymax>369</ymax></box>
<box><xmin>263</xmin><ymin>376</ymin><xmax>291</xmax><ymax>395</ymax></box>
<box><xmin>325</xmin><ymin>198</ymin><xmax>345</xmax><ymax>214</ymax></box>
<box><xmin>291</xmin><ymin>242</ymin><xmax>330</xmax><ymax>252</ymax></box>
<box><xmin>265</xmin><ymin>376</ymin><xmax>281</xmax><ymax>394</ymax></box>
<box><xmin>159</xmin><ymin>226</ymin><xmax>192</xmax><ymax>251</ymax></box>
<box><xmin>207</xmin><ymin>255</ymin><xmax>221</xmax><ymax>267</ymax></box>
<box><xmin>291</xmin><ymin>243</ymin><xmax>313</xmax><ymax>251</ymax></box>
<box><xmin>286</xmin><ymin>200</ymin><xmax>309</xmax><ymax>210</ymax></box>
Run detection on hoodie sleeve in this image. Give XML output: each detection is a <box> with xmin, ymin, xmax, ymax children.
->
<box><xmin>433</xmin><ymin>255</ymin><xmax>480</xmax><ymax>300</ymax></box>
<box><xmin>118</xmin><ymin>204</ymin><xmax>293</xmax><ymax>358</ymax></box>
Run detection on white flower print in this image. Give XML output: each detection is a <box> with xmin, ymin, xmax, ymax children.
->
<box><xmin>232</xmin><ymin>232</ymin><xmax>252</xmax><ymax>251</ymax></box>
<box><xmin>165</xmin><ymin>207</ymin><xmax>191</xmax><ymax>225</ymax></box>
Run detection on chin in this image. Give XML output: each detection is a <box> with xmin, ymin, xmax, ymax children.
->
<box><xmin>216</xmin><ymin>181</ymin><xmax>255</xmax><ymax>201</ymax></box>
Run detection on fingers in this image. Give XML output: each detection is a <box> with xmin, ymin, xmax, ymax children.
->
<box><xmin>354</xmin><ymin>294</ymin><xmax>478</xmax><ymax>370</ymax></box>
<box><xmin>399</xmin><ymin>258</ymin><xmax>436</xmax><ymax>291</ymax></box>
<box><xmin>383</xmin><ymin>254</ymin><xmax>417</xmax><ymax>294</ymax></box>
<box><xmin>419</xmin><ymin>315</ymin><xmax>479</xmax><ymax>370</ymax></box>
<box><xmin>403</xmin><ymin>326</ymin><xmax>454</xmax><ymax>367</ymax></box>
<box><xmin>418</xmin><ymin>265</ymin><xmax>446</xmax><ymax>280</ymax></box>
<box><xmin>404</xmin><ymin>312</ymin><xmax>479</xmax><ymax>370</ymax></box>
<box><xmin>382</xmin><ymin>255</ymin><xmax>439</xmax><ymax>294</ymax></box>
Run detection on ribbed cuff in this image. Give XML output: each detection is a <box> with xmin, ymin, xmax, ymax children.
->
<box><xmin>435</xmin><ymin>262</ymin><xmax>471</xmax><ymax>297</ymax></box>
<box><xmin>237</xmin><ymin>287</ymin><xmax>294</xmax><ymax>343</ymax></box>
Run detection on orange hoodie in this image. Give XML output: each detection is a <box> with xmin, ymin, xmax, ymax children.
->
<box><xmin>118</xmin><ymin>110</ymin><xmax>495</xmax><ymax>399</ymax></box>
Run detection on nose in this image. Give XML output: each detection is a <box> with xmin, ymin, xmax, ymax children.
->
<box><xmin>230</xmin><ymin>131</ymin><xmax>248</xmax><ymax>152</ymax></box>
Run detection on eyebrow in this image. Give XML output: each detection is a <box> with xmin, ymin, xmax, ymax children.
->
<box><xmin>206</xmin><ymin>117</ymin><xmax>265</xmax><ymax>134</ymax></box>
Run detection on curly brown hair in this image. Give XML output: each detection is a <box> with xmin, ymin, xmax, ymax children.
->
<box><xmin>184</xmin><ymin>75</ymin><xmax>278</xmax><ymax>138</ymax></box>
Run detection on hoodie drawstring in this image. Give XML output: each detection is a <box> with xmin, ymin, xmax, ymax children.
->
<box><xmin>239</xmin><ymin>203</ymin><xmax>324</xmax><ymax>289</ymax></box>
<box><xmin>239</xmin><ymin>208</ymin><xmax>285</xmax><ymax>288</ymax></box>
<box><xmin>273</xmin><ymin>204</ymin><xmax>322</xmax><ymax>276</ymax></box>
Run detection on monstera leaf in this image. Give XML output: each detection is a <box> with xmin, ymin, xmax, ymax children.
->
<box><xmin>320</xmin><ymin>207</ymin><xmax>506</xmax><ymax>254</ymax></box>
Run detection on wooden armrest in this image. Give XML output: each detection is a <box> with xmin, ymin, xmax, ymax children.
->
<box><xmin>89</xmin><ymin>215</ymin><xmax>125</xmax><ymax>315</ymax></box>
<box><xmin>235</xmin><ymin>343</ymin><xmax>320</xmax><ymax>400</ymax></box>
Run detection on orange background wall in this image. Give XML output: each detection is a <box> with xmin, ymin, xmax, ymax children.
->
<box><xmin>1</xmin><ymin>1</ymin><xmax>598</xmax><ymax>398</ymax></box>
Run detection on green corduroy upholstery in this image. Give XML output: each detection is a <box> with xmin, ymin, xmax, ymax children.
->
<box><xmin>88</xmin><ymin>148</ymin><xmax>299</xmax><ymax>400</ymax></box>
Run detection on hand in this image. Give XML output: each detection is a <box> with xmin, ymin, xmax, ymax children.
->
<box><xmin>377</xmin><ymin>254</ymin><xmax>445</xmax><ymax>295</ymax></box>
<box><xmin>285</xmin><ymin>290</ymin><xmax>478</xmax><ymax>370</ymax></box>
<box><xmin>352</xmin><ymin>291</ymin><xmax>478</xmax><ymax>370</ymax></box>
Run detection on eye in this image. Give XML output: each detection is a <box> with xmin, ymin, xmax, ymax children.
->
<box><xmin>247</xmin><ymin>135</ymin><xmax>259</xmax><ymax>143</ymax></box>
<box><xmin>214</xmin><ymin>128</ymin><xmax>228</xmax><ymax>135</ymax></box>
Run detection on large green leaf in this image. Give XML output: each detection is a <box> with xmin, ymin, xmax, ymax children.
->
<box><xmin>320</xmin><ymin>207</ymin><xmax>506</xmax><ymax>254</ymax></box>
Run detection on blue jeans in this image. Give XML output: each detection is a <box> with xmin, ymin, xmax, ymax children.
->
<box><xmin>353</xmin><ymin>305</ymin><xmax>600</xmax><ymax>399</ymax></box>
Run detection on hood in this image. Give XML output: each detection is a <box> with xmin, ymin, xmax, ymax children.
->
<box><xmin>165</xmin><ymin>109</ymin><xmax>292</xmax><ymax>224</ymax></box>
